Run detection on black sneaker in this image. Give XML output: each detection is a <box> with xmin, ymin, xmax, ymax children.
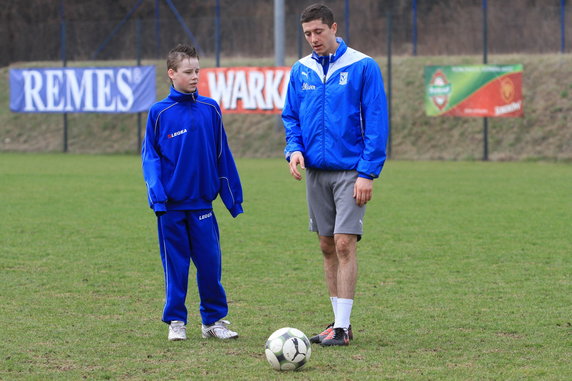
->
<box><xmin>309</xmin><ymin>322</ymin><xmax>333</xmax><ymax>343</ymax></box>
<box><xmin>310</xmin><ymin>323</ymin><xmax>353</xmax><ymax>344</ymax></box>
<box><xmin>320</xmin><ymin>327</ymin><xmax>350</xmax><ymax>346</ymax></box>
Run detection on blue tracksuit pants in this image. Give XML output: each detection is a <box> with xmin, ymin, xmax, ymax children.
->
<box><xmin>157</xmin><ymin>210</ymin><xmax>228</xmax><ymax>325</ymax></box>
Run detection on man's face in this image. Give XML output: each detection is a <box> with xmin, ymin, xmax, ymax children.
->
<box><xmin>302</xmin><ymin>19</ymin><xmax>338</xmax><ymax>56</ymax></box>
<box><xmin>168</xmin><ymin>57</ymin><xmax>200</xmax><ymax>94</ymax></box>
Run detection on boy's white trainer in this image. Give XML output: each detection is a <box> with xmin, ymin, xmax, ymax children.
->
<box><xmin>201</xmin><ymin>319</ymin><xmax>238</xmax><ymax>339</ymax></box>
<box><xmin>168</xmin><ymin>320</ymin><xmax>187</xmax><ymax>341</ymax></box>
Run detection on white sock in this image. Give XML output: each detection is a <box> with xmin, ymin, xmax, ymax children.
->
<box><xmin>334</xmin><ymin>298</ymin><xmax>353</xmax><ymax>329</ymax></box>
<box><xmin>330</xmin><ymin>296</ymin><xmax>338</xmax><ymax>321</ymax></box>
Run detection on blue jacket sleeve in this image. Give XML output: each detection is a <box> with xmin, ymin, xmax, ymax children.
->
<box><xmin>357</xmin><ymin>58</ymin><xmax>389</xmax><ymax>179</ymax></box>
<box><xmin>282</xmin><ymin>65</ymin><xmax>305</xmax><ymax>161</ymax></box>
<box><xmin>141</xmin><ymin>109</ymin><xmax>168</xmax><ymax>214</ymax></box>
<box><xmin>215</xmin><ymin>108</ymin><xmax>244</xmax><ymax>218</ymax></box>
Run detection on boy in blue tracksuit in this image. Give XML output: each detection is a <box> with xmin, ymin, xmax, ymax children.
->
<box><xmin>282</xmin><ymin>4</ymin><xmax>388</xmax><ymax>346</ymax></box>
<box><xmin>142</xmin><ymin>44</ymin><xmax>243</xmax><ymax>341</ymax></box>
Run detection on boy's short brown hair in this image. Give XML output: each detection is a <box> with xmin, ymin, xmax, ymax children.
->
<box><xmin>167</xmin><ymin>44</ymin><xmax>199</xmax><ymax>72</ymax></box>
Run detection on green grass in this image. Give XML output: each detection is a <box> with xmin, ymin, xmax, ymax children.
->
<box><xmin>1</xmin><ymin>154</ymin><xmax>571</xmax><ymax>380</ymax></box>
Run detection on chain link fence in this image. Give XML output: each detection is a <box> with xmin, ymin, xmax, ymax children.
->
<box><xmin>1</xmin><ymin>0</ymin><xmax>570</xmax><ymax>65</ymax></box>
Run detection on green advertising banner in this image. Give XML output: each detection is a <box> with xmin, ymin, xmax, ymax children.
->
<box><xmin>424</xmin><ymin>64</ymin><xmax>523</xmax><ymax>117</ymax></box>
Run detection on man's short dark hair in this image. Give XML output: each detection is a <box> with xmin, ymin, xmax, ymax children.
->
<box><xmin>167</xmin><ymin>44</ymin><xmax>199</xmax><ymax>71</ymax></box>
<box><xmin>300</xmin><ymin>3</ymin><xmax>335</xmax><ymax>27</ymax></box>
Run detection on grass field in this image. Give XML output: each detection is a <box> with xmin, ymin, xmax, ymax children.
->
<box><xmin>1</xmin><ymin>154</ymin><xmax>571</xmax><ymax>380</ymax></box>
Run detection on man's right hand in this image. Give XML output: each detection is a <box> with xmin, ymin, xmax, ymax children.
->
<box><xmin>288</xmin><ymin>152</ymin><xmax>305</xmax><ymax>181</ymax></box>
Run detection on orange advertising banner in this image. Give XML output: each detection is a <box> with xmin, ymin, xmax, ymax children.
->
<box><xmin>198</xmin><ymin>67</ymin><xmax>291</xmax><ymax>114</ymax></box>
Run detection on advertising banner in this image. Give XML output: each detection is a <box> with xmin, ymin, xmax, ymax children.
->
<box><xmin>198</xmin><ymin>67</ymin><xmax>290</xmax><ymax>114</ymax></box>
<box><xmin>10</xmin><ymin>66</ymin><xmax>156</xmax><ymax>113</ymax></box>
<box><xmin>424</xmin><ymin>64</ymin><xmax>523</xmax><ymax>117</ymax></box>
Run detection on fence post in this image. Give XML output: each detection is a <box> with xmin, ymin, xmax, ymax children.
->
<box><xmin>345</xmin><ymin>0</ymin><xmax>351</xmax><ymax>45</ymax></box>
<box><xmin>60</xmin><ymin>0</ymin><xmax>68</xmax><ymax>153</ymax></box>
<box><xmin>274</xmin><ymin>0</ymin><xmax>285</xmax><ymax>131</ymax></box>
<box><xmin>412</xmin><ymin>0</ymin><xmax>417</xmax><ymax>56</ymax></box>
<box><xmin>562</xmin><ymin>0</ymin><xmax>566</xmax><ymax>53</ymax></box>
<box><xmin>297</xmin><ymin>24</ymin><xmax>303</xmax><ymax>58</ymax></box>
<box><xmin>155</xmin><ymin>0</ymin><xmax>161</xmax><ymax>58</ymax></box>
<box><xmin>215</xmin><ymin>0</ymin><xmax>221</xmax><ymax>67</ymax></box>
<box><xmin>136</xmin><ymin>18</ymin><xmax>142</xmax><ymax>153</ymax></box>
<box><xmin>482</xmin><ymin>0</ymin><xmax>488</xmax><ymax>161</ymax></box>
<box><xmin>274</xmin><ymin>0</ymin><xmax>285</xmax><ymax>67</ymax></box>
<box><xmin>387</xmin><ymin>11</ymin><xmax>392</xmax><ymax>159</ymax></box>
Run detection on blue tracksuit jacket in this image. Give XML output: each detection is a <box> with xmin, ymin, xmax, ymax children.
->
<box><xmin>282</xmin><ymin>38</ymin><xmax>388</xmax><ymax>179</ymax></box>
<box><xmin>142</xmin><ymin>87</ymin><xmax>243</xmax><ymax>217</ymax></box>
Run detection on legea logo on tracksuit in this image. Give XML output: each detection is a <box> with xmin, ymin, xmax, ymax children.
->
<box><xmin>167</xmin><ymin>129</ymin><xmax>187</xmax><ymax>139</ymax></box>
<box><xmin>199</xmin><ymin>212</ymin><xmax>213</xmax><ymax>220</ymax></box>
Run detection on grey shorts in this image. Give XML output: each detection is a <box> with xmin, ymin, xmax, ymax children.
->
<box><xmin>306</xmin><ymin>168</ymin><xmax>366</xmax><ymax>237</ymax></box>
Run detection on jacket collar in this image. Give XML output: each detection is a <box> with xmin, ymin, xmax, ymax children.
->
<box><xmin>168</xmin><ymin>86</ymin><xmax>198</xmax><ymax>102</ymax></box>
<box><xmin>311</xmin><ymin>37</ymin><xmax>347</xmax><ymax>64</ymax></box>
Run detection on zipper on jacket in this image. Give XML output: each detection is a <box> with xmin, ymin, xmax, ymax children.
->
<box><xmin>321</xmin><ymin>74</ymin><xmax>326</xmax><ymax>167</ymax></box>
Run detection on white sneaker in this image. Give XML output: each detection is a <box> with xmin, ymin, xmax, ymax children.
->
<box><xmin>168</xmin><ymin>320</ymin><xmax>187</xmax><ymax>341</ymax></box>
<box><xmin>201</xmin><ymin>319</ymin><xmax>238</xmax><ymax>339</ymax></box>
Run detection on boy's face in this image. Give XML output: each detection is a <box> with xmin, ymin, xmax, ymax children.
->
<box><xmin>302</xmin><ymin>19</ymin><xmax>338</xmax><ymax>56</ymax></box>
<box><xmin>168</xmin><ymin>57</ymin><xmax>200</xmax><ymax>94</ymax></box>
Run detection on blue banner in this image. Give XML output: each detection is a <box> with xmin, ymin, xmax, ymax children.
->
<box><xmin>10</xmin><ymin>66</ymin><xmax>156</xmax><ymax>113</ymax></box>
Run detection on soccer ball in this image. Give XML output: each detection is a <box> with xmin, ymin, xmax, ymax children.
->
<box><xmin>265</xmin><ymin>327</ymin><xmax>312</xmax><ymax>371</ymax></box>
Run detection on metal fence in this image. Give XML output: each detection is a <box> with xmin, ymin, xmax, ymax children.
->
<box><xmin>1</xmin><ymin>0</ymin><xmax>570</xmax><ymax>66</ymax></box>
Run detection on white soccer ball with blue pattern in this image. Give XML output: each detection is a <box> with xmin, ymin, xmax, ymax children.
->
<box><xmin>265</xmin><ymin>327</ymin><xmax>312</xmax><ymax>371</ymax></box>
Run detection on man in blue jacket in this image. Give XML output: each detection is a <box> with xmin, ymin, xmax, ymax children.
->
<box><xmin>142</xmin><ymin>44</ymin><xmax>243</xmax><ymax>341</ymax></box>
<box><xmin>282</xmin><ymin>3</ymin><xmax>388</xmax><ymax>347</ymax></box>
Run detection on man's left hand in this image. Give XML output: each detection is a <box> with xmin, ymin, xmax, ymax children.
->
<box><xmin>353</xmin><ymin>177</ymin><xmax>373</xmax><ymax>206</ymax></box>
